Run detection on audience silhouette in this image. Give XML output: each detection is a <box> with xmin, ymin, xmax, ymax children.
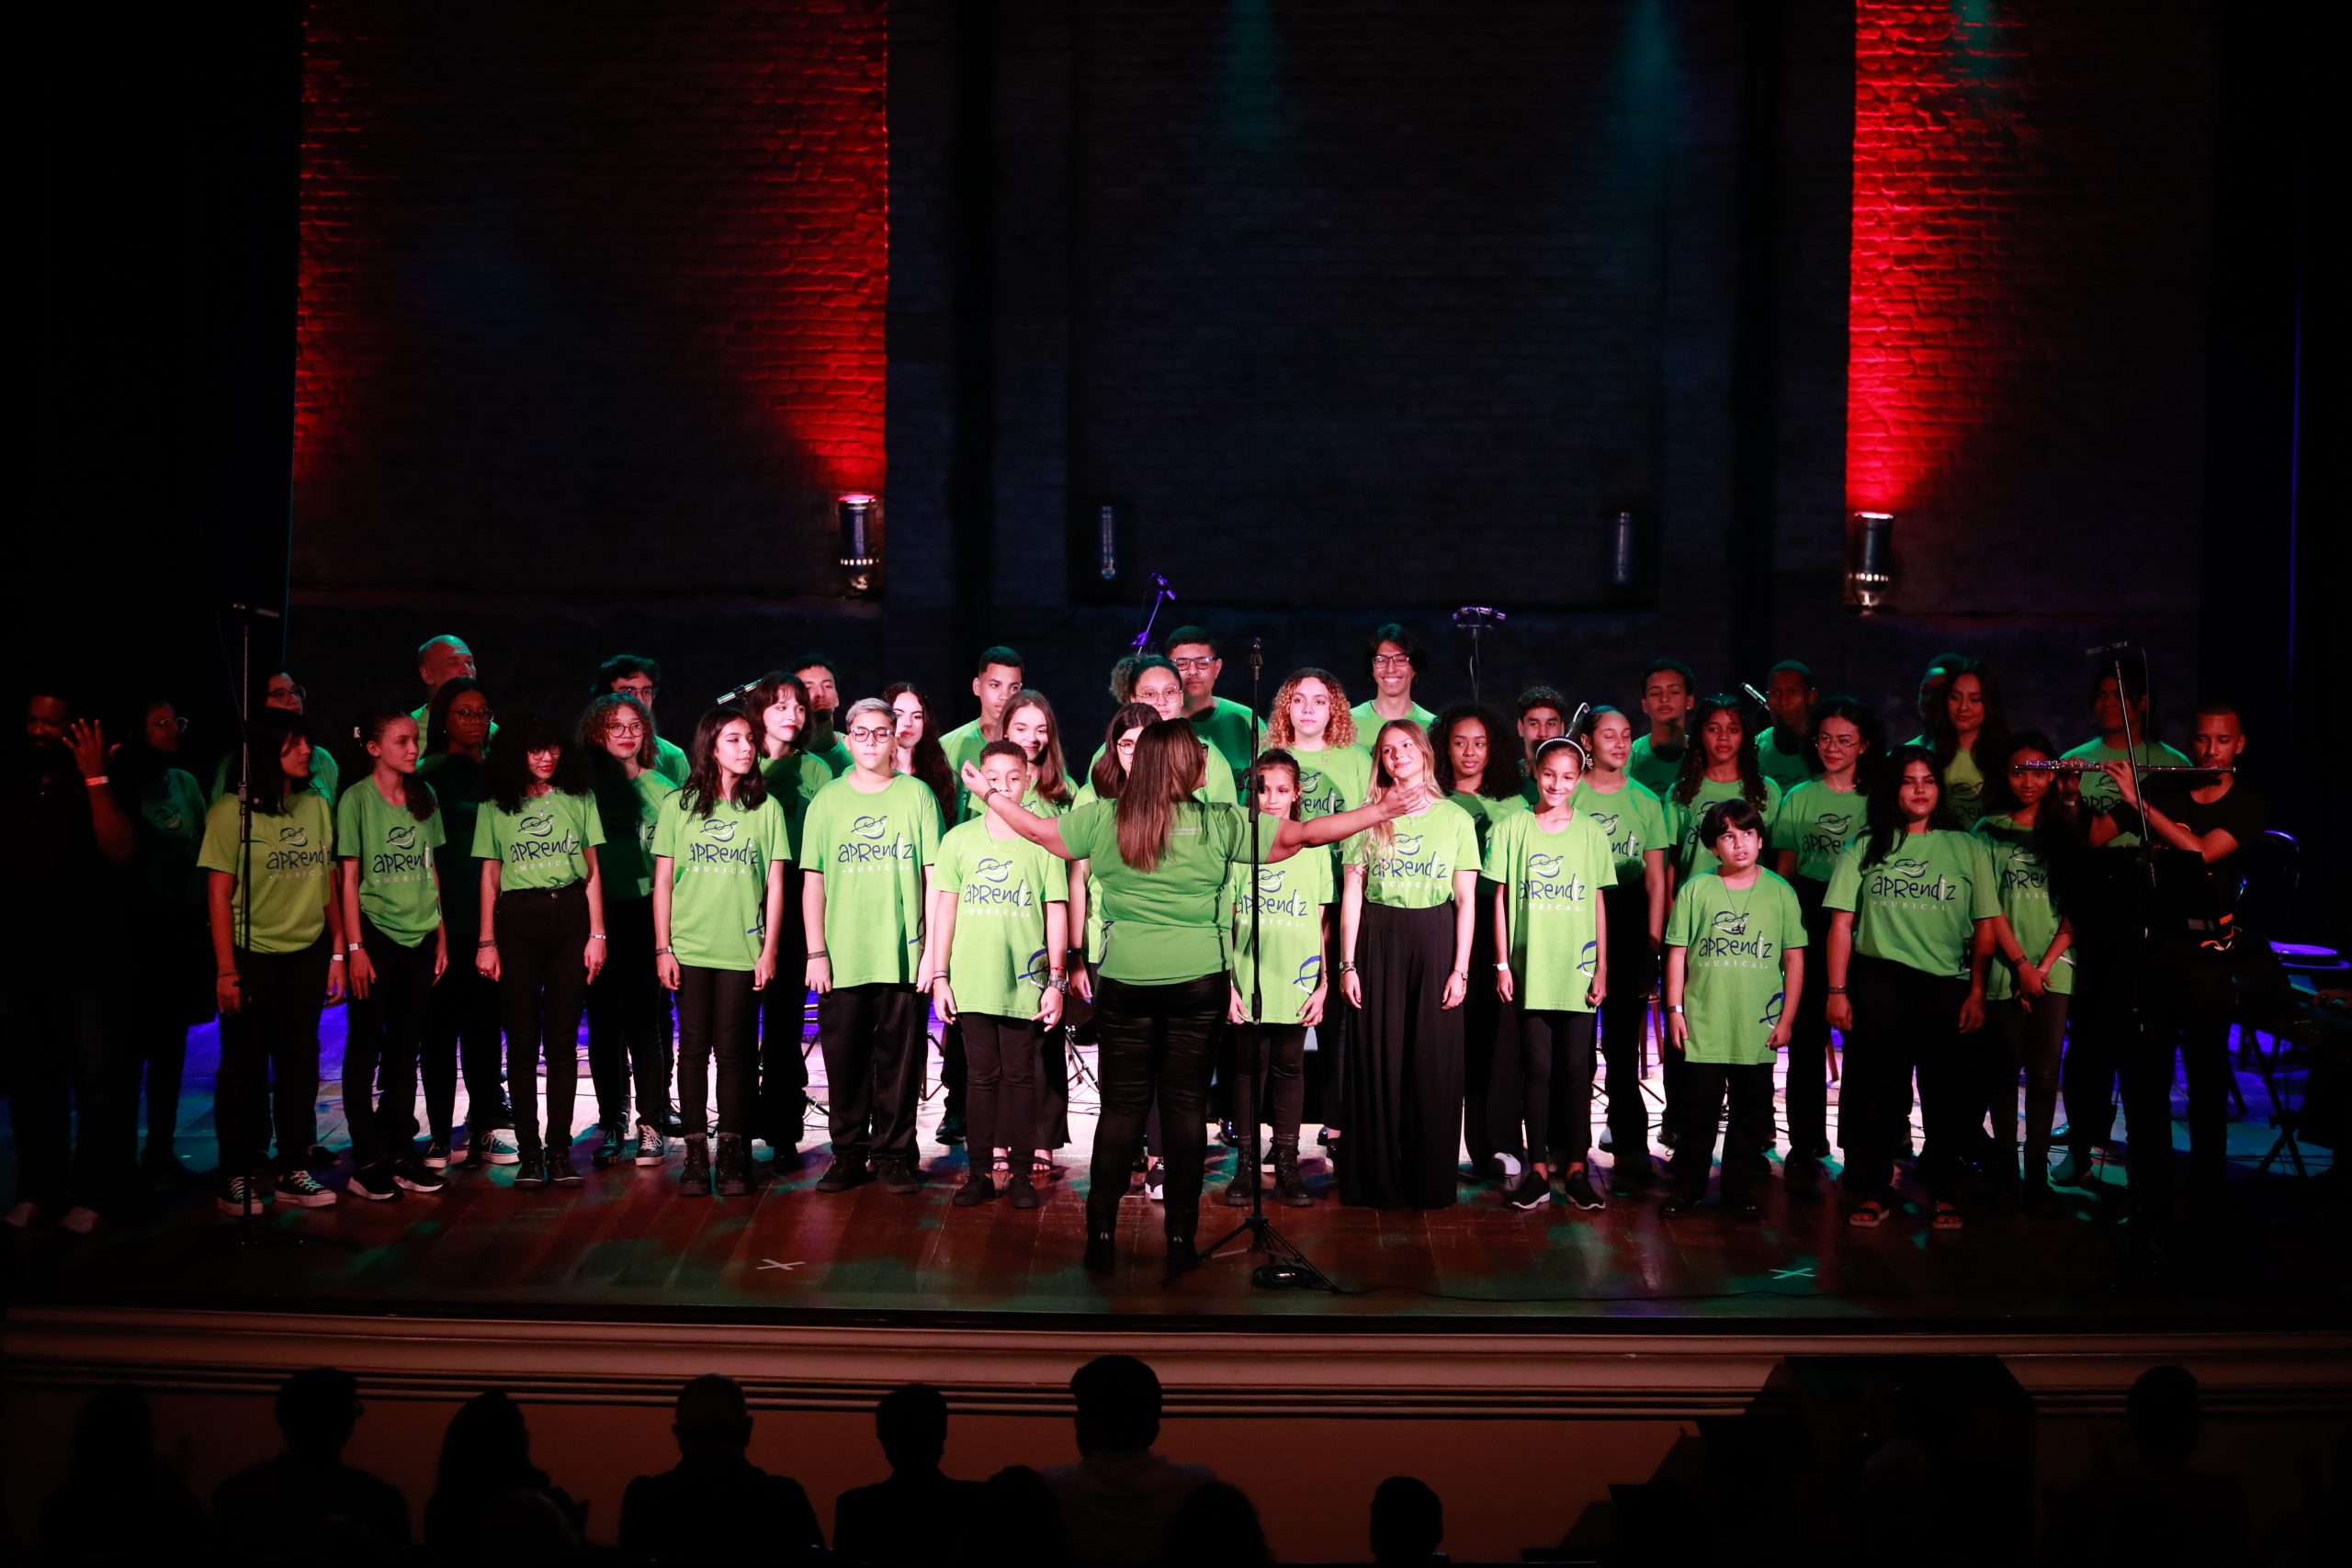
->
<box><xmin>831</xmin><ymin>1382</ymin><xmax>986</xmax><ymax>1564</ymax></box>
<box><xmin>36</xmin><ymin>1384</ymin><xmax>209</xmax><ymax>1566</ymax></box>
<box><xmin>1370</xmin><ymin>1475</ymin><xmax>1445</xmax><ymax>1564</ymax></box>
<box><xmin>2038</xmin><ymin>1364</ymin><xmax>2251</xmax><ymax>1567</ymax></box>
<box><xmin>1040</xmin><ymin>1355</ymin><xmax>1216</xmax><ymax>1566</ymax></box>
<box><xmin>619</xmin><ymin>1373</ymin><xmax>821</xmax><ymax>1562</ymax></box>
<box><xmin>423</xmin><ymin>1390</ymin><xmax>584</xmax><ymax>1555</ymax></box>
<box><xmin>213</xmin><ymin>1368</ymin><xmax>410</xmax><ymax>1565</ymax></box>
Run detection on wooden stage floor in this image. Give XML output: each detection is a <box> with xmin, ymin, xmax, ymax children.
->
<box><xmin>5</xmin><ymin>1006</ymin><xmax>2343</xmax><ymax>1332</ymax></box>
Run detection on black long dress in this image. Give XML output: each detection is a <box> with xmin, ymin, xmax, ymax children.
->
<box><xmin>1340</xmin><ymin>899</ymin><xmax>1464</xmax><ymax>1208</ymax></box>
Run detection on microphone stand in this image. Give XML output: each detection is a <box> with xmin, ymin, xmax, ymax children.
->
<box><xmin>1203</xmin><ymin>637</ymin><xmax>1337</xmax><ymax>1291</ymax></box>
<box><xmin>1130</xmin><ymin>574</ymin><xmax>1177</xmax><ymax>653</ymax></box>
<box><xmin>2109</xmin><ymin>646</ymin><xmax>2165</xmax><ymax>1252</ymax></box>
<box><xmin>1451</xmin><ymin>606</ymin><xmax>1505</xmax><ymax>703</ymax></box>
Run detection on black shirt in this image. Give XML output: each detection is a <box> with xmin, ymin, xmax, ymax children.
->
<box><xmin>2148</xmin><ymin>779</ymin><xmax>2267</xmax><ymax>912</ymax></box>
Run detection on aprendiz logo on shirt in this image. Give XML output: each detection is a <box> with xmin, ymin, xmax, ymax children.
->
<box><xmin>837</xmin><ymin>814</ymin><xmax>916</xmax><ymax>865</ymax></box>
<box><xmin>266</xmin><ymin>819</ymin><xmax>331</xmax><ymax>874</ymax></box>
<box><xmin>1577</xmin><ymin>939</ymin><xmax>1598</xmax><ymax>977</ymax></box>
<box><xmin>1589</xmin><ymin>808</ymin><xmax>1638</xmax><ymax>860</ymax></box>
<box><xmin>851</xmin><ymin>815</ymin><xmax>888</xmax><ymax>840</ymax></box>
<box><xmin>1759</xmin><ymin>989</ymin><xmax>1786</xmax><ymax>1028</ymax></box>
<box><xmin>1257</xmin><ymin>866</ymin><xmax>1285</xmax><ymax>895</ymax></box>
<box><xmin>1372</xmin><ymin>831</ymin><xmax>1447</xmax><ymax>882</ymax></box>
<box><xmin>1869</xmin><ymin>856</ymin><xmax>1960</xmax><ymax>903</ymax></box>
<box><xmin>507</xmin><ymin>811</ymin><xmax>582</xmax><ymax>863</ymax></box>
<box><xmin>1297</xmin><ymin>770</ymin><xmax>1338</xmax><ymax>815</ymax></box>
<box><xmin>702</xmin><ymin>818</ymin><xmax>739</xmax><ymax>844</ymax></box>
<box><xmin>519</xmin><ymin>814</ymin><xmax>554</xmax><ymax>839</ymax></box>
<box><xmin>1801</xmin><ymin>810</ymin><xmax>1855</xmax><ymax>859</ymax></box>
<box><xmin>961</xmin><ymin>860</ymin><xmax>1035</xmax><ymax>910</ymax></box>
<box><xmin>1695</xmin><ymin>907</ymin><xmax>1778</xmax><ymax>963</ymax></box>
<box><xmin>1999</xmin><ymin>852</ymin><xmax>2049</xmax><ymax>895</ymax></box>
<box><xmin>386</xmin><ymin>824</ymin><xmax>419</xmax><ymax>852</ymax></box>
<box><xmin>1019</xmin><ymin>947</ymin><xmax>1052</xmax><ymax>991</ymax></box>
<box><xmin>977</xmin><ymin>856</ymin><xmax>1014</xmax><ymax>885</ymax></box>
<box><xmin>372</xmin><ymin>823</ymin><xmax>430</xmax><ymax>878</ymax></box>
<box><xmin>1236</xmin><ymin>867</ymin><xmax>1311</xmax><ymax>921</ymax></box>
<box><xmin>151</xmin><ymin>807</ymin><xmax>185</xmax><ymax>832</ymax></box>
<box><xmin>1295</xmin><ymin>954</ymin><xmax>1322</xmax><ymax>992</ymax></box>
<box><xmin>1522</xmin><ymin>853</ymin><xmax>1589</xmax><ymax>905</ymax></box>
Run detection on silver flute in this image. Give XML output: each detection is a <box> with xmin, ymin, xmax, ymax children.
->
<box><xmin>2010</xmin><ymin>760</ymin><xmax>2232</xmax><ymax>776</ymax></box>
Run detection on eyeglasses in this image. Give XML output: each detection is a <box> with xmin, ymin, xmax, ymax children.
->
<box><xmin>607</xmin><ymin>723</ymin><xmax>646</xmax><ymax>739</ymax></box>
<box><xmin>614</xmin><ymin>682</ymin><xmax>657</xmax><ymax>698</ymax></box>
<box><xmin>449</xmin><ymin>706</ymin><xmax>494</xmax><ymax>723</ymax></box>
<box><xmin>152</xmin><ymin>715</ymin><xmax>190</xmax><ymax>734</ymax></box>
<box><xmin>1370</xmin><ymin>654</ymin><xmax>1413</xmax><ymax>670</ymax></box>
<box><xmin>846</xmin><ymin>727</ymin><xmax>896</xmax><ymax>743</ymax></box>
<box><xmin>1815</xmin><ymin>734</ymin><xmax>1860</xmax><ymax>749</ymax></box>
<box><xmin>1170</xmin><ymin>658</ymin><xmax>1216</xmax><ymax>673</ymax></box>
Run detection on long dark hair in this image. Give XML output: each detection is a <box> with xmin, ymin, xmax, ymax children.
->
<box><xmin>1251</xmin><ymin>747</ymin><xmax>1305</xmax><ymax>821</ymax></box>
<box><xmin>678</xmin><ymin>707</ymin><xmax>769</xmax><ymax>818</ymax></box>
<box><xmin>1115</xmin><ymin>718</ymin><xmax>1207</xmax><ymax>873</ymax></box>
<box><xmin>1671</xmin><ymin>694</ymin><xmax>1770</xmax><ymax>809</ymax></box>
<box><xmin>1003</xmin><ymin>689</ymin><xmax>1074</xmax><ymax>807</ymax></box>
<box><xmin>1922</xmin><ymin>654</ymin><xmax>2010</xmax><ymax>769</ymax></box>
<box><xmin>1430</xmin><ymin>702</ymin><xmax>1517</xmax><ymax>801</ymax></box>
<box><xmin>1860</xmin><ymin>742</ymin><xmax>1960</xmax><ymax>868</ymax></box>
<box><xmin>485</xmin><ymin>713</ymin><xmax>591</xmax><ymax>815</ymax></box>
<box><xmin>1806</xmin><ymin>694</ymin><xmax>1886</xmax><ymax>793</ymax></box>
<box><xmin>1977</xmin><ymin>728</ymin><xmax>2083</xmax><ymax>871</ymax></box>
<box><xmin>580</xmin><ymin>692</ymin><xmax>656</xmax><ymax>773</ymax></box>
<box><xmin>745</xmin><ymin>671</ymin><xmax>811</xmax><ymax>760</ymax></box>
<box><xmin>1090</xmin><ymin>702</ymin><xmax>1160</xmax><ymax>801</ymax></box>
<box><xmin>425</xmin><ymin>676</ymin><xmax>488</xmax><ymax>757</ymax></box>
<box><xmin>879</xmin><ymin>681</ymin><xmax>957</xmax><ymax>828</ymax></box>
<box><xmin>361</xmin><ymin>708</ymin><xmax>438</xmax><ymax>822</ymax></box>
<box><xmin>244</xmin><ymin>707</ymin><xmax>314</xmax><ymax>816</ymax></box>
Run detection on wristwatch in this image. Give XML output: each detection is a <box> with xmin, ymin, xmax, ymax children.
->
<box><xmin>1668</xmin><ymin>1004</ymin><xmax>1684</xmax><ymax>1014</ymax></box>
<box><xmin>1046</xmin><ymin>976</ymin><xmax>1069</xmax><ymax>994</ymax></box>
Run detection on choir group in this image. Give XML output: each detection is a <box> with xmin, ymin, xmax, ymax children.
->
<box><xmin>9</xmin><ymin>625</ymin><xmax>2264</xmax><ymax>1273</ymax></box>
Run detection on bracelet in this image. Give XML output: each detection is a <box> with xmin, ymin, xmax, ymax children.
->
<box><xmin>1337</xmin><ymin>961</ymin><xmax>1356</xmax><ymax>975</ymax></box>
<box><xmin>1451</xmin><ymin>970</ymin><xmax>1468</xmax><ymax>982</ymax></box>
<box><xmin>588</xmin><ymin>932</ymin><xmax>607</xmax><ymax>942</ymax></box>
<box><xmin>328</xmin><ymin>953</ymin><xmax>345</xmax><ymax>964</ymax></box>
<box><xmin>1493</xmin><ymin>961</ymin><xmax>1510</xmax><ymax>971</ymax></box>
<box><xmin>1668</xmin><ymin>1004</ymin><xmax>1685</xmax><ymax>1014</ymax></box>
<box><xmin>1046</xmin><ymin>976</ymin><xmax>1069</xmax><ymax>994</ymax></box>
<box><xmin>807</xmin><ymin>949</ymin><xmax>828</xmax><ymax>960</ymax></box>
<box><xmin>654</xmin><ymin>945</ymin><xmax>673</xmax><ymax>956</ymax></box>
<box><xmin>217</xmin><ymin>970</ymin><xmax>239</xmax><ymax>981</ymax></box>
<box><xmin>84</xmin><ymin>774</ymin><xmax>108</xmax><ymax>787</ymax></box>
<box><xmin>479</xmin><ymin>940</ymin><xmax>498</xmax><ymax>949</ymax></box>
<box><xmin>346</xmin><ymin>942</ymin><xmax>363</xmax><ymax>953</ymax></box>
<box><xmin>1826</xmin><ymin>986</ymin><xmax>1847</xmax><ymax>995</ymax></box>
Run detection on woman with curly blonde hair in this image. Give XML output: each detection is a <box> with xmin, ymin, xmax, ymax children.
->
<box><xmin>1264</xmin><ymin>668</ymin><xmax>1374</xmax><ymax>825</ymax></box>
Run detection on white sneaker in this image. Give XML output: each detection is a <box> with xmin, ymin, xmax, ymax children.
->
<box><xmin>4</xmin><ymin>1201</ymin><xmax>41</xmax><ymax>1229</ymax></box>
<box><xmin>275</xmin><ymin>1169</ymin><xmax>339</xmax><ymax>1208</ymax></box>
<box><xmin>1144</xmin><ymin>1163</ymin><xmax>1166</xmax><ymax>1202</ymax></box>
<box><xmin>487</xmin><ymin>1130</ymin><xmax>522</xmax><ymax>1166</ymax></box>
<box><xmin>1496</xmin><ymin>1151</ymin><xmax>1523</xmax><ymax>1179</ymax></box>
<box><xmin>60</xmin><ymin>1206</ymin><xmax>102</xmax><ymax>1235</ymax></box>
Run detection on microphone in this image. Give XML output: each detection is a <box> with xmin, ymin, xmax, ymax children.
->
<box><xmin>1099</xmin><ymin>505</ymin><xmax>1118</xmax><ymax>582</ymax></box>
<box><xmin>714</xmin><ymin>676</ymin><xmax>763</xmax><ymax>705</ymax></box>
<box><xmin>1150</xmin><ymin>572</ymin><xmax>1176</xmax><ymax>599</ymax></box>
<box><xmin>1250</xmin><ymin>636</ymin><xmax>1263</xmax><ymax>672</ymax></box>
<box><xmin>1451</xmin><ymin>604</ymin><xmax>1506</xmax><ymax>626</ymax></box>
<box><xmin>227</xmin><ymin>603</ymin><xmax>283</xmax><ymax>621</ymax></box>
<box><xmin>2084</xmin><ymin>640</ymin><xmax>2136</xmax><ymax>657</ymax></box>
<box><xmin>1741</xmin><ymin>682</ymin><xmax>1770</xmax><ymax>707</ymax></box>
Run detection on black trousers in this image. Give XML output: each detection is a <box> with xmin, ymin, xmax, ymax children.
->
<box><xmin>2125</xmin><ymin>949</ymin><xmax>2235</xmax><ymax>1221</ymax></box>
<box><xmin>1517</xmin><ymin>1007</ymin><xmax>1599</xmax><ymax>1165</ymax></box>
<box><xmin>960</xmin><ymin>1012</ymin><xmax>1041</xmax><ymax>1177</ymax></box>
<box><xmin>132</xmin><ymin>902</ymin><xmax>210</xmax><ymax>1157</ymax></box>
<box><xmin>754</xmin><ymin>874</ymin><xmax>808</xmax><ymax>1145</ymax></box>
<box><xmin>1783</xmin><ymin>878</ymin><xmax>1835</xmax><ymax>1155</ymax></box>
<box><xmin>1088</xmin><ymin>973</ymin><xmax>1223</xmax><ymax>1242</ymax></box>
<box><xmin>2062</xmin><ymin>951</ymin><xmax>2130</xmax><ymax>1156</ymax></box>
<box><xmin>1462</xmin><ymin>894</ymin><xmax>1521</xmax><ymax>1170</ymax></box>
<box><xmin>817</xmin><ymin>982</ymin><xmax>925</xmax><ymax>1162</ymax></box>
<box><xmin>495</xmin><ymin>884</ymin><xmax>589</xmax><ymax>1153</ymax></box>
<box><xmin>1596</xmin><ymin>886</ymin><xmax>1657</xmax><ymax>1157</ymax></box>
<box><xmin>676</xmin><ymin>964</ymin><xmax>759</xmax><ymax>1138</ymax></box>
<box><xmin>1229</xmin><ymin>1021</ymin><xmax>1308</xmax><ymax>1149</ymax></box>
<box><xmin>585</xmin><ymin>895</ymin><xmax>669</xmax><ymax>1128</ymax></box>
<box><xmin>1340</xmin><ymin>901</ymin><xmax>1464</xmax><ymax>1210</ymax></box>
<box><xmin>939</xmin><ymin>1019</ymin><xmax>967</xmax><ymax>1122</ymax></box>
<box><xmin>217</xmin><ymin>937</ymin><xmax>329</xmax><ymax>1176</ymax></box>
<box><xmin>1035</xmin><ymin>1017</ymin><xmax>1072</xmax><ymax>1152</ymax></box>
<box><xmin>343</xmin><ymin>915</ymin><xmax>435</xmax><ymax>1168</ymax></box>
<box><xmin>1838</xmin><ymin>954</ymin><xmax>1968</xmax><ymax>1206</ymax></box>
<box><xmin>4</xmin><ymin>959</ymin><xmax>130</xmax><ymax>1210</ymax></box>
<box><xmin>427</xmin><ymin>888</ymin><xmax>507</xmax><ymax>1138</ymax></box>
<box><xmin>1987</xmin><ymin>993</ymin><xmax>2070</xmax><ymax>1179</ymax></box>
<box><xmin>1671</xmin><ymin>1061</ymin><xmax>1776</xmax><ymax>1202</ymax></box>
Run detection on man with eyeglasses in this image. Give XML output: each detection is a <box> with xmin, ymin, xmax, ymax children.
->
<box><xmin>1163</xmin><ymin>626</ymin><xmax>1262</xmax><ymax>776</ymax></box>
<box><xmin>410</xmin><ymin>635</ymin><xmax>498</xmax><ymax>749</ymax></box>
<box><xmin>1351</xmin><ymin>624</ymin><xmax>1437</xmax><ymax>738</ymax></box>
<box><xmin>596</xmin><ymin>654</ymin><xmax>690</xmax><ymax>786</ymax></box>
<box><xmin>211</xmin><ymin>671</ymin><xmax>339</xmax><ymax>805</ymax></box>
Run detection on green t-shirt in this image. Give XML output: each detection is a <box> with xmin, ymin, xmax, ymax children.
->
<box><xmin>1227</xmin><ymin>835</ymin><xmax>1333</xmax><ymax>1024</ymax></box>
<box><xmin>2063</xmin><ymin>736</ymin><xmax>2193</xmax><ymax>847</ymax></box>
<box><xmin>1770</xmin><ymin>778</ymin><xmax>1865</xmax><ymax>885</ymax></box>
<box><xmin>135</xmin><ymin>767</ymin><xmax>209</xmax><ymax>908</ymax></box>
<box><xmin>1665</xmin><ymin>870</ymin><xmax>1808</xmax><ymax>1065</ymax></box>
<box><xmin>1667</xmin><ymin>777</ymin><xmax>1784</xmax><ymax>882</ymax></box>
<box><xmin>812</xmin><ymin>735</ymin><xmax>854</xmax><ymax>777</ymax></box>
<box><xmin>1973</xmin><ymin>814</ymin><xmax>2075</xmax><ymax>1001</ymax></box>
<box><xmin>1290</xmin><ymin>743</ymin><xmax>1374</xmax><ymax>824</ymax></box>
<box><xmin>1570</xmin><ymin>776</ymin><xmax>1669</xmax><ymax>890</ymax></box>
<box><xmin>1758</xmin><ymin>728</ymin><xmax>1815</xmax><ymax>794</ymax></box>
<box><xmin>1057</xmin><ymin>797</ymin><xmax>1278</xmax><ymax>985</ymax></box>
<box><xmin>1488</xmin><ymin>810</ymin><xmax>1616</xmax><ymax>1012</ymax></box>
<box><xmin>651</xmin><ymin>735</ymin><xmax>691</xmax><ymax>788</ymax></box>
<box><xmin>653</xmin><ymin>791</ymin><xmax>793</xmax><ymax>971</ymax></box>
<box><xmin>935</xmin><ymin>819</ymin><xmax>1068</xmax><ymax>1019</ymax></box>
<box><xmin>1907</xmin><ymin>735</ymin><xmax>1988</xmax><ymax>829</ymax></box>
<box><xmin>939</xmin><ymin>718</ymin><xmax>992</xmax><ymax>819</ymax></box>
<box><xmin>470</xmin><ymin>790</ymin><xmax>605</xmax><ymax>892</ymax></box>
<box><xmin>960</xmin><ymin>775</ymin><xmax>1078</xmax><ymax>823</ymax></box>
<box><xmin>594</xmin><ymin>771</ymin><xmax>680</xmax><ymax>903</ymax></box>
<box><xmin>1349</xmin><ymin>699</ymin><xmax>1436</xmax><ymax>739</ymax></box>
<box><xmin>1190</xmin><ymin>696</ymin><xmax>1262</xmax><ymax>776</ymax></box>
<box><xmin>758</xmin><ymin>750</ymin><xmax>836</xmax><ymax>862</ymax></box>
<box><xmin>802</xmin><ymin>773</ymin><xmax>941</xmax><ymax>987</ymax></box>
<box><xmin>1822</xmin><ymin>829</ymin><xmax>2000</xmax><ymax>979</ymax></box>
<box><xmin>1626</xmin><ymin>733</ymin><xmax>1688</xmax><ymax>798</ymax></box>
<box><xmin>198</xmin><ymin>790</ymin><xmax>336</xmax><ymax>955</ymax></box>
<box><xmin>1448</xmin><ymin>790</ymin><xmax>1529</xmax><ymax>877</ymax></box>
<box><xmin>336</xmin><ymin>776</ymin><xmax>448</xmax><ymax>946</ymax></box>
<box><xmin>210</xmin><ymin>747</ymin><xmax>339</xmax><ymax>807</ymax></box>
<box><xmin>416</xmin><ymin>753</ymin><xmax>486</xmax><ymax>916</ymax></box>
<box><xmin>1085</xmin><ymin>740</ymin><xmax>1239</xmax><ymax>804</ymax></box>
<box><xmin>1343</xmin><ymin>798</ymin><xmax>1482</xmax><ymax>910</ymax></box>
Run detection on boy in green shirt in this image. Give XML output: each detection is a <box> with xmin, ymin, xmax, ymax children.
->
<box><xmin>922</xmin><ymin>741</ymin><xmax>1069</xmax><ymax>1210</ymax></box>
<box><xmin>1351</xmin><ymin>622</ymin><xmax>1438</xmax><ymax>735</ymax></box>
<box><xmin>1627</xmin><ymin>658</ymin><xmax>1696</xmax><ymax>797</ymax></box>
<box><xmin>803</xmin><ymin>698</ymin><xmax>943</xmax><ymax>1195</ymax></box>
<box><xmin>1661</xmin><ymin>798</ymin><xmax>1805</xmax><ymax>1219</ymax></box>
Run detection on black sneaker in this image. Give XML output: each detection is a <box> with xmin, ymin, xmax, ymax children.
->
<box><xmin>512</xmin><ymin>1150</ymin><xmax>547</xmax><ymax>1188</ymax></box>
<box><xmin>635</xmin><ymin>1121</ymin><xmax>668</xmax><ymax>1167</ymax></box>
<box><xmin>1505</xmin><ymin>1169</ymin><xmax>1550</xmax><ymax>1210</ymax></box>
<box><xmin>680</xmin><ymin>1138</ymin><xmax>711</xmax><ymax>1195</ymax></box>
<box><xmin>352</xmin><ymin>1163</ymin><xmax>401</xmax><ymax>1202</ymax></box>
<box><xmin>936</xmin><ymin>1112</ymin><xmax>967</xmax><ymax>1146</ymax></box>
<box><xmin>876</xmin><ymin>1157</ymin><xmax>922</xmax><ymax>1196</ymax></box>
<box><xmin>1006</xmin><ymin>1174</ymin><xmax>1039</xmax><ymax>1210</ymax></box>
<box><xmin>592</xmin><ymin>1124</ymin><xmax>627</xmax><ymax>1168</ymax></box>
<box><xmin>275</xmin><ymin>1169</ymin><xmax>338</xmax><ymax>1208</ymax></box>
<box><xmin>953</xmin><ymin>1176</ymin><xmax>997</xmax><ymax>1208</ymax></box>
<box><xmin>546</xmin><ymin>1145</ymin><xmax>582</xmax><ymax>1186</ymax></box>
<box><xmin>1144</xmin><ymin>1163</ymin><xmax>1167</xmax><ymax>1202</ymax></box>
<box><xmin>394</xmin><ymin>1163</ymin><xmax>447</xmax><ymax>1195</ymax></box>
<box><xmin>1562</xmin><ymin>1169</ymin><xmax>1606</xmax><ymax>1212</ymax></box>
<box><xmin>214</xmin><ymin>1176</ymin><xmax>269</xmax><ymax>1217</ymax></box>
<box><xmin>715</xmin><ymin>1134</ymin><xmax>752</xmax><ymax>1198</ymax></box>
<box><xmin>422</xmin><ymin>1136</ymin><xmax>452</xmax><ymax>1170</ymax></box>
<box><xmin>817</xmin><ymin>1156</ymin><xmax>870</xmax><ymax>1194</ymax></box>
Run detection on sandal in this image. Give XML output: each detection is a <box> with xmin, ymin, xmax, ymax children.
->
<box><xmin>1846</xmin><ymin>1200</ymin><xmax>1888</xmax><ymax>1229</ymax></box>
<box><xmin>1932</xmin><ymin>1201</ymin><xmax>1963</xmax><ymax>1231</ymax></box>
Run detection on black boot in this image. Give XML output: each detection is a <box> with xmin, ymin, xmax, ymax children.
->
<box><xmin>714</xmin><ymin>1133</ymin><xmax>752</xmax><ymax>1197</ymax></box>
<box><xmin>681</xmin><ymin>1135</ymin><xmax>711</xmax><ymax>1196</ymax></box>
<box><xmin>1272</xmin><ymin>1145</ymin><xmax>1311</xmax><ymax>1208</ymax></box>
